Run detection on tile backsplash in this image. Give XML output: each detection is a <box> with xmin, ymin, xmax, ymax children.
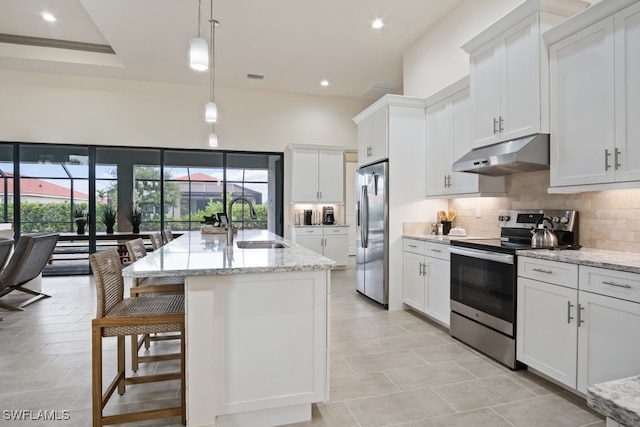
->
<box><xmin>448</xmin><ymin>171</ymin><xmax>640</xmax><ymax>253</ymax></box>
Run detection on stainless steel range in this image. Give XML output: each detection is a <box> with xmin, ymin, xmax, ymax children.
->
<box><xmin>449</xmin><ymin>209</ymin><xmax>579</xmax><ymax>368</ymax></box>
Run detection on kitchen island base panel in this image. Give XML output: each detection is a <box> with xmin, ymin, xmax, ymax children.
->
<box><xmin>216</xmin><ymin>403</ymin><xmax>311</xmax><ymax>427</ymax></box>
<box><xmin>186</xmin><ymin>271</ymin><xmax>329</xmax><ymax>427</ymax></box>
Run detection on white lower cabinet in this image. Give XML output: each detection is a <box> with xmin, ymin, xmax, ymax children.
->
<box><xmin>517</xmin><ymin>257</ymin><xmax>640</xmax><ymax>394</ymax></box>
<box><xmin>402</xmin><ymin>239</ymin><xmax>450</xmax><ymax>326</ymax></box>
<box><xmin>290</xmin><ymin>226</ymin><xmax>349</xmax><ymax>268</ymax></box>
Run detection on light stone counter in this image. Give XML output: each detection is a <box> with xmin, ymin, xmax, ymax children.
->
<box><xmin>402</xmin><ymin>234</ymin><xmax>477</xmax><ymax>244</ymax></box>
<box><xmin>123</xmin><ymin>230</ymin><xmax>332</xmax><ymax>427</ymax></box>
<box><xmin>517</xmin><ymin>248</ymin><xmax>640</xmax><ymax>274</ymax></box>
<box><xmin>588</xmin><ymin>375</ymin><xmax>640</xmax><ymax>427</ymax></box>
<box><xmin>122</xmin><ymin>229</ymin><xmax>335</xmax><ymax>278</ymax></box>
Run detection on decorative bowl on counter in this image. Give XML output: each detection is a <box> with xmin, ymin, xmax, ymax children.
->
<box><xmin>448</xmin><ymin>226</ymin><xmax>467</xmax><ymax>237</ymax></box>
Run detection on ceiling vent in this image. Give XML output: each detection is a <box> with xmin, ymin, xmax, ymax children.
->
<box><xmin>247</xmin><ymin>73</ymin><xmax>264</xmax><ymax>80</ymax></box>
<box><xmin>363</xmin><ymin>82</ymin><xmax>397</xmax><ymax>98</ymax></box>
<box><xmin>0</xmin><ymin>33</ymin><xmax>114</xmax><ymax>54</ymax></box>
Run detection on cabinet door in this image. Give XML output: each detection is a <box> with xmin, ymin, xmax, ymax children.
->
<box><xmin>425</xmin><ymin>257</ymin><xmax>450</xmax><ymax>327</ymax></box>
<box><xmin>516</xmin><ymin>277</ymin><xmax>578</xmax><ymax>388</ymax></box>
<box><xmin>295</xmin><ymin>235</ymin><xmax>324</xmax><ymax>256</ymax></box>
<box><xmin>357</xmin><ymin>115</ymin><xmax>374</xmax><ymax>167</ymax></box>
<box><xmin>425</xmin><ymin>99</ymin><xmax>451</xmax><ymax>197</ymax></box>
<box><xmin>318</xmin><ymin>150</ymin><xmax>344</xmax><ymax>203</ymax></box>
<box><xmin>577</xmin><ymin>291</ymin><xmax>640</xmax><ymax>394</ymax></box>
<box><xmin>403</xmin><ymin>251</ymin><xmax>425</xmax><ymax>312</ymax></box>
<box><xmin>550</xmin><ymin>18</ymin><xmax>615</xmax><ymax>187</ymax></box>
<box><xmin>291</xmin><ymin>149</ymin><xmax>320</xmax><ymax>202</ymax></box>
<box><xmin>614</xmin><ymin>3</ymin><xmax>640</xmax><ymax>182</ymax></box>
<box><xmin>470</xmin><ymin>42</ymin><xmax>501</xmax><ymax>148</ymax></box>
<box><xmin>502</xmin><ymin>15</ymin><xmax>541</xmax><ymax>140</ymax></box>
<box><xmin>323</xmin><ymin>232</ymin><xmax>348</xmax><ymax>267</ymax></box>
<box><xmin>449</xmin><ymin>89</ymin><xmax>479</xmax><ymax>195</ymax></box>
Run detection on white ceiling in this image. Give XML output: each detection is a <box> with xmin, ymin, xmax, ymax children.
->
<box><xmin>0</xmin><ymin>0</ymin><xmax>463</xmax><ymax>99</ymax></box>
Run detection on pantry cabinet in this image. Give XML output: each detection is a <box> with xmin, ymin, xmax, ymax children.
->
<box><xmin>547</xmin><ymin>0</ymin><xmax>640</xmax><ymax>191</ymax></box>
<box><xmin>517</xmin><ymin>257</ymin><xmax>640</xmax><ymax>394</ymax></box>
<box><xmin>462</xmin><ymin>0</ymin><xmax>587</xmax><ymax>149</ymax></box>
<box><xmin>286</xmin><ymin>145</ymin><xmax>344</xmax><ymax>203</ymax></box>
<box><xmin>425</xmin><ymin>78</ymin><xmax>505</xmax><ymax>197</ymax></box>
<box><xmin>402</xmin><ymin>239</ymin><xmax>450</xmax><ymax>326</ymax></box>
<box><xmin>290</xmin><ymin>226</ymin><xmax>349</xmax><ymax>268</ymax></box>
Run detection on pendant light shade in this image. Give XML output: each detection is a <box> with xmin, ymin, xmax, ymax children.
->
<box><xmin>209</xmin><ymin>131</ymin><xmax>219</xmax><ymax>147</ymax></box>
<box><xmin>204</xmin><ymin>101</ymin><xmax>217</xmax><ymax>123</ymax></box>
<box><xmin>189</xmin><ymin>37</ymin><xmax>208</xmax><ymax>71</ymax></box>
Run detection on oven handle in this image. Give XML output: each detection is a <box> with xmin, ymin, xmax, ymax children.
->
<box><xmin>449</xmin><ymin>246</ymin><xmax>514</xmax><ymax>265</ymax></box>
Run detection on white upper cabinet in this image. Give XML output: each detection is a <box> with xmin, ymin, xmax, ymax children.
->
<box><xmin>425</xmin><ymin>78</ymin><xmax>505</xmax><ymax>197</ymax></box>
<box><xmin>287</xmin><ymin>145</ymin><xmax>344</xmax><ymax>204</ymax></box>
<box><xmin>462</xmin><ymin>0</ymin><xmax>588</xmax><ymax>149</ymax></box>
<box><xmin>353</xmin><ymin>95</ymin><xmax>425</xmax><ymax>168</ymax></box>
<box><xmin>546</xmin><ymin>0</ymin><xmax>640</xmax><ymax>192</ymax></box>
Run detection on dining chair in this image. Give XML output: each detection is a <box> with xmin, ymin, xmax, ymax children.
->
<box><xmin>162</xmin><ymin>229</ymin><xmax>174</xmax><ymax>244</ymax></box>
<box><xmin>149</xmin><ymin>231</ymin><xmax>164</xmax><ymax>251</ymax></box>
<box><xmin>89</xmin><ymin>248</ymin><xmax>185</xmax><ymax>426</ymax></box>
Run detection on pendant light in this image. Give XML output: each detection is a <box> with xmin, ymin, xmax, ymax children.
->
<box><xmin>209</xmin><ymin>129</ymin><xmax>219</xmax><ymax>147</ymax></box>
<box><xmin>204</xmin><ymin>6</ymin><xmax>218</xmax><ymax>123</ymax></box>
<box><xmin>189</xmin><ymin>0</ymin><xmax>208</xmax><ymax>71</ymax></box>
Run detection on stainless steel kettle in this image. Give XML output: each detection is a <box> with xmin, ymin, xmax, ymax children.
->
<box><xmin>531</xmin><ymin>217</ymin><xmax>558</xmax><ymax>248</ymax></box>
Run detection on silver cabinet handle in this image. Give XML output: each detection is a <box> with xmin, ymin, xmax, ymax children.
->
<box><xmin>615</xmin><ymin>148</ymin><xmax>621</xmax><ymax>170</ymax></box>
<box><xmin>499</xmin><ymin>116</ymin><xmax>504</xmax><ymax>132</ymax></box>
<box><xmin>605</xmin><ymin>149</ymin><xmax>611</xmax><ymax>170</ymax></box>
<box><xmin>319</xmin><ymin>191</ymin><xmax>322</xmax><ymax>200</ymax></box>
<box><xmin>443</xmin><ymin>175</ymin><xmax>447</xmax><ymax>188</ymax></box>
<box><xmin>493</xmin><ymin>117</ymin><xmax>498</xmax><ymax>134</ymax></box>
<box><xmin>578</xmin><ymin>304</ymin><xmax>584</xmax><ymax>326</ymax></box>
<box><xmin>332</xmin><ymin>229</ymin><xmax>340</xmax><ymax>233</ymax></box>
<box><xmin>602</xmin><ymin>281</ymin><xmax>632</xmax><ymax>289</ymax></box>
<box><xmin>418</xmin><ymin>262</ymin><xmax>423</xmax><ymax>276</ymax></box>
<box><xmin>532</xmin><ymin>268</ymin><xmax>553</xmax><ymax>274</ymax></box>
<box><xmin>430</xmin><ymin>248</ymin><xmax>442</xmax><ymax>253</ymax></box>
<box><xmin>306</xmin><ymin>230</ymin><xmax>315</xmax><ymax>233</ymax></box>
<box><xmin>567</xmin><ymin>301</ymin><xmax>574</xmax><ymax>324</ymax></box>
<box><xmin>407</xmin><ymin>244</ymin><xmax>417</xmax><ymax>248</ymax></box>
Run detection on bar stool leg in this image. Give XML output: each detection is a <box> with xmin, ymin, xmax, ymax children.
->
<box><xmin>92</xmin><ymin>324</ymin><xmax>103</xmax><ymax>427</ymax></box>
<box><xmin>118</xmin><ymin>336</ymin><xmax>126</xmax><ymax>395</ymax></box>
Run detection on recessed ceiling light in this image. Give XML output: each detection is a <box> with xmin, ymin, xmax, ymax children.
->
<box><xmin>320</xmin><ymin>79</ymin><xmax>330</xmax><ymax>87</ymax></box>
<box><xmin>372</xmin><ymin>18</ymin><xmax>384</xmax><ymax>29</ymax></box>
<box><xmin>42</xmin><ymin>12</ymin><xmax>56</xmax><ymax>22</ymax></box>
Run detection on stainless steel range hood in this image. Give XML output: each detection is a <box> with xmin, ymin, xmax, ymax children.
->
<box><xmin>452</xmin><ymin>134</ymin><xmax>549</xmax><ymax>176</ymax></box>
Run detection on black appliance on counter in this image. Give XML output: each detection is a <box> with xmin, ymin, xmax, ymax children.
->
<box><xmin>322</xmin><ymin>206</ymin><xmax>335</xmax><ymax>225</ymax></box>
<box><xmin>449</xmin><ymin>209</ymin><xmax>579</xmax><ymax>369</ymax></box>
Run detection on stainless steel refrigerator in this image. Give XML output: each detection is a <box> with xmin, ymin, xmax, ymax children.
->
<box><xmin>356</xmin><ymin>160</ymin><xmax>389</xmax><ymax>308</ymax></box>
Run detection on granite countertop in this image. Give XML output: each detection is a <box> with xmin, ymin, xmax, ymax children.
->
<box><xmin>402</xmin><ymin>234</ymin><xmax>475</xmax><ymax>244</ymax></box>
<box><xmin>291</xmin><ymin>224</ymin><xmax>350</xmax><ymax>228</ymax></box>
<box><xmin>517</xmin><ymin>248</ymin><xmax>640</xmax><ymax>274</ymax></box>
<box><xmin>588</xmin><ymin>375</ymin><xmax>640</xmax><ymax>426</ymax></box>
<box><xmin>122</xmin><ymin>230</ymin><xmax>335</xmax><ymax>277</ymax></box>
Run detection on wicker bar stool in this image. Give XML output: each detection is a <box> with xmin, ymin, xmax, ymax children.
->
<box><xmin>125</xmin><ymin>238</ymin><xmax>185</xmax><ymax>371</ymax></box>
<box><xmin>162</xmin><ymin>229</ymin><xmax>174</xmax><ymax>244</ymax></box>
<box><xmin>149</xmin><ymin>232</ymin><xmax>164</xmax><ymax>251</ymax></box>
<box><xmin>89</xmin><ymin>248</ymin><xmax>185</xmax><ymax>426</ymax></box>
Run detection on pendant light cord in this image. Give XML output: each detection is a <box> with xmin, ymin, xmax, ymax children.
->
<box><xmin>210</xmin><ymin>0</ymin><xmax>215</xmax><ymax>103</ymax></box>
<box><xmin>197</xmin><ymin>0</ymin><xmax>202</xmax><ymax>38</ymax></box>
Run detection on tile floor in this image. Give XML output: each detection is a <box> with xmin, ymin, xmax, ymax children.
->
<box><xmin>0</xmin><ymin>261</ymin><xmax>604</xmax><ymax>426</ymax></box>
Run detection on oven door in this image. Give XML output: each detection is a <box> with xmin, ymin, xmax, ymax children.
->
<box><xmin>450</xmin><ymin>246</ymin><xmax>516</xmax><ymax>336</ymax></box>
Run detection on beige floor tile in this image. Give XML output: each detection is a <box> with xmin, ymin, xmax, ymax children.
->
<box><xmin>330</xmin><ymin>358</ymin><xmax>356</xmax><ymax>379</ymax></box>
<box><xmin>346</xmin><ymin>389</ymin><xmax>455</xmax><ymax>426</ymax></box>
<box><xmin>454</xmin><ymin>355</ymin><xmax>511</xmax><ymax>378</ymax></box>
<box><xmin>285</xmin><ymin>402</ymin><xmax>359</xmax><ymax>426</ymax></box>
<box><xmin>344</xmin><ymin>349</ymin><xmax>426</xmax><ymax>374</ymax></box>
<box><xmin>377</xmin><ymin>331</ymin><xmax>449</xmax><ymax>352</ymax></box>
<box><xmin>492</xmin><ymin>392</ymin><xmax>604</xmax><ymax>427</ymax></box>
<box><xmin>330</xmin><ymin>337</ymin><xmax>386</xmax><ymax>359</ymax></box>
<box><xmin>413</xmin><ymin>342</ymin><xmax>479</xmax><ymax>364</ymax></box>
<box><xmin>384</xmin><ymin>361</ymin><xmax>476</xmax><ymax>391</ymax></box>
<box><xmin>507</xmin><ymin>370</ymin><xmax>565</xmax><ymax>396</ymax></box>
<box><xmin>402</xmin><ymin>408</ymin><xmax>512</xmax><ymax>427</ymax></box>
<box><xmin>330</xmin><ymin>372</ymin><xmax>400</xmax><ymax>401</ymax></box>
<box><xmin>432</xmin><ymin>376</ymin><xmax>537</xmax><ymax>412</ymax></box>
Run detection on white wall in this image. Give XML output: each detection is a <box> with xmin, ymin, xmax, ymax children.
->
<box><xmin>403</xmin><ymin>0</ymin><xmax>523</xmax><ymax>98</ymax></box>
<box><xmin>0</xmin><ymin>69</ymin><xmax>368</xmax><ymax>152</ymax></box>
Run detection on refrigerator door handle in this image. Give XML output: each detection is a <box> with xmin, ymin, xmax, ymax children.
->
<box><xmin>362</xmin><ymin>185</ymin><xmax>369</xmax><ymax>248</ymax></box>
<box><xmin>356</xmin><ymin>201</ymin><xmax>360</xmax><ymax>227</ymax></box>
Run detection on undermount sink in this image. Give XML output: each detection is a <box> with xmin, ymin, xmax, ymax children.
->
<box><xmin>236</xmin><ymin>240</ymin><xmax>289</xmax><ymax>249</ymax></box>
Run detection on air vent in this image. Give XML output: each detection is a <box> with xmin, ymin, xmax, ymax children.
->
<box><xmin>0</xmin><ymin>33</ymin><xmax>114</xmax><ymax>54</ymax></box>
<box><xmin>363</xmin><ymin>82</ymin><xmax>397</xmax><ymax>98</ymax></box>
<box><xmin>247</xmin><ymin>73</ymin><xmax>264</xmax><ymax>80</ymax></box>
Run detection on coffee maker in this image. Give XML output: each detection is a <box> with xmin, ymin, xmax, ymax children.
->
<box><xmin>322</xmin><ymin>206</ymin><xmax>335</xmax><ymax>225</ymax></box>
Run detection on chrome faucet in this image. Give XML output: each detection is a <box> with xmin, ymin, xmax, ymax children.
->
<box><xmin>227</xmin><ymin>197</ymin><xmax>257</xmax><ymax>245</ymax></box>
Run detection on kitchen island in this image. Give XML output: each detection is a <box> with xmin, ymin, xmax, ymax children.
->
<box><xmin>122</xmin><ymin>230</ymin><xmax>335</xmax><ymax>427</ymax></box>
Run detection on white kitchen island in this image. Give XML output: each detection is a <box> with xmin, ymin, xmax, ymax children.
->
<box><xmin>122</xmin><ymin>230</ymin><xmax>334</xmax><ymax>427</ymax></box>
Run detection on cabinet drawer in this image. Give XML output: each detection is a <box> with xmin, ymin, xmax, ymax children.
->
<box><xmin>518</xmin><ymin>257</ymin><xmax>578</xmax><ymax>289</ymax></box>
<box><xmin>580</xmin><ymin>266</ymin><xmax>640</xmax><ymax>303</ymax></box>
<box><xmin>324</xmin><ymin>227</ymin><xmax>349</xmax><ymax>236</ymax></box>
<box><xmin>403</xmin><ymin>239</ymin><xmax>426</xmax><ymax>255</ymax></box>
<box><xmin>295</xmin><ymin>227</ymin><xmax>323</xmax><ymax>237</ymax></box>
<box><xmin>426</xmin><ymin>243</ymin><xmax>450</xmax><ymax>261</ymax></box>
